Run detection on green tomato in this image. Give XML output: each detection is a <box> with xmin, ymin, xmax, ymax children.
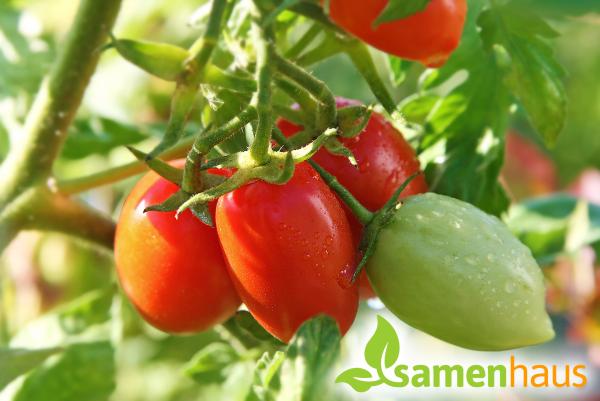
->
<box><xmin>367</xmin><ymin>193</ymin><xmax>554</xmax><ymax>350</ymax></box>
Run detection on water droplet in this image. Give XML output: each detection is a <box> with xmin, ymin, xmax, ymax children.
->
<box><xmin>465</xmin><ymin>256</ymin><xmax>477</xmax><ymax>266</ymax></box>
<box><xmin>416</xmin><ymin>214</ymin><xmax>424</xmax><ymax>221</ymax></box>
<box><xmin>453</xmin><ymin>221</ymin><xmax>462</xmax><ymax>229</ymax></box>
<box><xmin>432</xmin><ymin>211</ymin><xmax>443</xmax><ymax>217</ymax></box>
<box><xmin>505</xmin><ymin>281</ymin><xmax>516</xmax><ymax>294</ymax></box>
<box><xmin>337</xmin><ymin>264</ymin><xmax>355</xmax><ymax>289</ymax></box>
<box><xmin>486</xmin><ymin>253</ymin><xmax>495</xmax><ymax>262</ymax></box>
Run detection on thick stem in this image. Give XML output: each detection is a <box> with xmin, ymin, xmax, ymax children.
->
<box><xmin>26</xmin><ymin>190</ymin><xmax>116</xmax><ymax>250</ymax></box>
<box><xmin>248</xmin><ymin>2</ymin><xmax>275</xmax><ymax>165</ymax></box>
<box><xmin>0</xmin><ymin>0</ymin><xmax>122</xmax><ymax>205</ymax></box>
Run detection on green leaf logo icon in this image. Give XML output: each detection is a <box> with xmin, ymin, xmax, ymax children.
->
<box><xmin>336</xmin><ymin>315</ymin><xmax>400</xmax><ymax>392</ymax></box>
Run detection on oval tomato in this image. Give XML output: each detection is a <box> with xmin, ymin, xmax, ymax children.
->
<box><xmin>216</xmin><ymin>162</ymin><xmax>359</xmax><ymax>342</ymax></box>
<box><xmin>278</xmin><ymin>98</ymin><xmax>428</xmax><ymax>298</ymax></box>
<box><xmin>325</xmin><ymin>0</ymin><xmax>467</xmax><ymax>67</ymax></box>
<box><xmin>368</xmin><ymin>193</ymin><xmax>555</xmax><ymax>350</ymax></box>
<box><xmin>114</xmin><ymin>163</ymin><xmax>240</xmax><ymax>333</ymax></box>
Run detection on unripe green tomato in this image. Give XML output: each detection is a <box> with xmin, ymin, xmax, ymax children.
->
<box><xmin>367</xmin><ymin>193</ymin><xmax>554</xmax><ymax>350</ymax></box>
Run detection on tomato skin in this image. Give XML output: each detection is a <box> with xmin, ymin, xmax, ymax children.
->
<box><xmin>325</xmin><ymin>0</ymin><xmax>467</xmax><ymax>67</ymax></box>
<box><xmin>114</xmin><ymin>163</ymin><xmax>240</xmax><ymax>333</ymax></box>
<box><xmin>368</xmin><ymin>193</ymin><xmax>555</xmax><ymax>350</ymax></box>
<box><xmin>216</xmin><ymin>163</ymin><xmax>359</xmax><ymax>342</ymax></box>
<box><xmin>278</xmin><ymin>98</ymin><xmax>428</xmax><ymax>298</ymax></box>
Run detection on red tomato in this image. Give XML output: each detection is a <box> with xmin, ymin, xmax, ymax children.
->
<box><xmin>325</xmin><ymin>0</ymin><xmax>467</xmax><ymax>67</ymax></box>
<box><xmin>278</xmin><ymin>98</ymin><xmax>428</xmax><ymax>298</ymax></box>
<box><xmin>114</xmin><ymin>162</ymin><xmax>240</xmax><ymax>333</ymax></box>
<box><xmin>216</xmin><ymin>163</ymin><xmax>359</xmax><ymax>342</ymax></box>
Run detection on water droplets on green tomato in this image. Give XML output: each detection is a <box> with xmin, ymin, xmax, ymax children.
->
<box><xmin>366</xmin><ymin>193</ymin><xmax>554</xmax><ymax>351</ymax></box>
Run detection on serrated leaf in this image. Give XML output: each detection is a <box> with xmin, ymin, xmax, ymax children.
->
<box><xmin>277</xmin><ymin>316</ymin><xmax>341</xmax><ymax>401</ymax></box>
<box><xmin>374</xmin><ymin>0</ymin><xmax>432</xmax><ymax>25</ymax></box>
<box><xmin>478</xmin><ymin>2</ymin><xmax>566</xmax><ymax>146</ymax></box>
<box><xmin>364</xmin><ymin>315</ymin><xmax>399</xmax><ymax>370</ymax></box>
<box><xmin>126</xmin><ymin>146</ymin><xmax>183</xmax><ymax>185</ymax></box>
<box><xmin>184</xmin><ymin>342</ymin><xmax>239</xmax><ymax>384</ymax></box>
<box><xmin>0</xmin><ymin>347</ymin><xmax>63</xmax><ymax>390</ymax></box>
<box><xmin>335</xmin><ymin>368</ymin><xmax>379</xmax><ymax>393</ymax></box>
<box><xmin>12</xmin><ymin>342</ymin><xmax>115</xmax><ymax>401</ymax></box>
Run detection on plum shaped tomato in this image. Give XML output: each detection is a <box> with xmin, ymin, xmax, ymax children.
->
<box><xmin>216</xmin><ymin>162</ymin><xmax>359</xmax><ymax>342</ymax></box>
<box><xmin>114</xmin><ymin>162</ymin><xmax>240</xmax><ymax>333</ymax></box>
<box><xmin>368</xmin><ymin>193</ymin><xmax>555</xmax><ymax>350</ymax></box>
<box><xmin>278</xmin><ymin>98</ymin><xmax>428</xmax><ymax>298</ymax></box>
<box><xmin>324</xmin><ymin>0</ymin><xmax>467</xmax><ymax>67</ymax></box>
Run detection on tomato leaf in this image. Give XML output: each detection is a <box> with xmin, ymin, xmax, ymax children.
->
<box><xmin>335</xmin><ymin>368</ymin><xmax>380</xmax><ymax>393</ymax></box>
<box><xmin>245</xmin><ymin>351</ymin><xmax>286</xmax><ymax>401</ymax></box>
<box><xmin>11</xmin><ymin>342</ymin><xmax>115</xmax><ymax>401</ymax></box>
<box><xmin>0</xmin><ymin>347</ymin><xmax>63</xmax><ymax>391</ymax></box>
<box><xmin>184</xmin><ymin>343</ymin><xmax>240</xmax><ymax>384</ymax></box>
<box><xmin>364</xmin><ymin>315</ymin><xmax>400</xmax><ymax>370</ymax></box>
<box><xmin>505</xmin><ymin>195</ymin><xmax>600</xmax><ymax>265</ymax></box>
<box><xmin>478</xmin><ymin>1</ymin><xmax>566</xmax><ymax>147</ymax></box>
<box><xmin>374</xmin><ymin>0</ymin><xmax>432</xmax><ymax>26</ymax></box>
<box><xmin>234</xmin><ymin>311</ymin><xmax>283</xmax><ymax>345</ymax></box>
<box><xmin>278</xmin><ymin>316</ymin><xmax>341</xmax><ymax>401</ymax></box>
<box><xmin>402</xmin><ymin>0</ymin><xmax>511</xmax><ymax>215</ymax></box>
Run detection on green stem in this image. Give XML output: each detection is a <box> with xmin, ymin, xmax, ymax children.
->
<box><xmin>187</xmin><ymin>0</ymin><xmax>229</xmax><ymax>81</ymax></box>
<box><xmin>249</xmin><ymin>4</ymin><xmax>275</xmax><ymax>165</ymax></box>
<box><xmin>272</xmin><ymin>50</ymin><xmax>336</xmax><ymax>130</ymax></box>
<box><xmin>0</xmin><ymin>0</ymin><xmax>122</xmax><ymax>205</ymax></box>
<box><xmin>180</xmin><ymin>0</ymin><xmax>230</xmax><ymax>191</ymax></box>
<box><xmin>274</xmin><ymin>76</ymin><xmax>317</xmax><ymax>125</ymax></box>
<box><xmin>56</xmin><ymin>136</ymin><xmax>195</xmax><ymax>195</ymax></box>
<box><xmin>0</xmin><ymin>0</ymin><xmax>122</xmax><ymax>253</ymax></box>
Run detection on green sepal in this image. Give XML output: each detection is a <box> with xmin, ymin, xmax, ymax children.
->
<box><xmin>337</xmin><ymin>105</ymin><xmax>372</xmax><ymax>138</ymax></box>
<box><xmin>143</xmin><ymin>190</ymin><xmax>189</xmax><ymax>214</ymax></box>
<box><xmin>111</xmin><ymin>36</ymin><xmax>188</xmax><ymax>81</ymax></box>
<box><xmin>324</xmin><ymin>138</ymin><xmax>357</xmax><ymax>166</ymax></box>
<box><xmin>190</xmin><ymin>203</ymin><xmax>214</xmax><ymax>226</ymax></box>
<box><xmin>126</xmin><ymin>146</ymin><xmax>183</xmax><ymax>185</ymax></box>
<box><xmin>353</xmin><ymin>173</ymin><xmax>421</xmax><ymax>282</ymax></box>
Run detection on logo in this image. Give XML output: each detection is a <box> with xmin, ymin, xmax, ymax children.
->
<box><xmin>336</xmin><ymin>315</ymin><xmax>588</xmax><ymax>392</ymax></box>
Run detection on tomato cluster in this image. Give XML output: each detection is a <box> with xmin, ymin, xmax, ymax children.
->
<box><xmin>114</xmin><ymin>98</ymin><xmax>425</xmax><ymax>342</ymax></box>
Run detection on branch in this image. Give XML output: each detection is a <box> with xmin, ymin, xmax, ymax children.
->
<box><xmin>0</xmin><ymin>0</ymin><xmax>122</xmax><ymax>253</ymax></box>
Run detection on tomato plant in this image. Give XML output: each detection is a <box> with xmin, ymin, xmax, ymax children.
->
<box><xmin>216</xmin><ymin>162</ymin><xmax>359</xmax><ymax>342</ymax></box>
<box><xmin>114</xmin><ymin>163</ymin><xmax>240</xmax><ymax>333</ymax></box>
<box><xmin>1</xmin><ymin>0</ymin><xmax>598</xmax><ymax>399</ymax></box>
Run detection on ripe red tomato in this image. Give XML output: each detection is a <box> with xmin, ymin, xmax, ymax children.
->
<box><xmin>278</xmin><ymin>98</ymin><xmax>428</xmax><ymax>298</ymax></box>
<box><xmin>325</xmin><ymin>0</ymin><xmax>467</xmax><ymax>67</ymax></box>
<box><xmin>114</xmin><ymin>162</ymin><xmax>240</xmax><ymax>333</ymax></box>
<box><xmin>216</xmin><ymin>162</ymin><xmax>359</xmax><ymax>342</ymax></box>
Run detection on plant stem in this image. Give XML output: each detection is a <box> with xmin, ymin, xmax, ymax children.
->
<box><xmin>249</xmin><ymin>7</ymin><xmax>275</xmax><ymax>165</ymax></box>
<box><xmin>180</xmin><ymin>0</ymin><xmax>230</xmax><ymax>192</ymax></box>
<box><xmin>0</xmin><ymin>0</ymin><xmax>122</xmax><ymax>253</ymax></box>
<box><xmin>0</xmin><ymin>0</ymin><xmax>122</xmax><ymax>205</ymax></box>
<box><xmin>56</xmin><ymin>136</ymin><xmax>195</xmax><ymax>195</ymax></box>
<box><xmin>272</xmin><ymin>50</ymin><xmax>337</xmax><ymax>131</ymax></box>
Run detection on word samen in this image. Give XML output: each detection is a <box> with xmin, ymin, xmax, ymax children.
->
<box><xmin>391</xmin><ymin>356</ymin><xmax>586</xmax><ymax>388</ymax></box>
